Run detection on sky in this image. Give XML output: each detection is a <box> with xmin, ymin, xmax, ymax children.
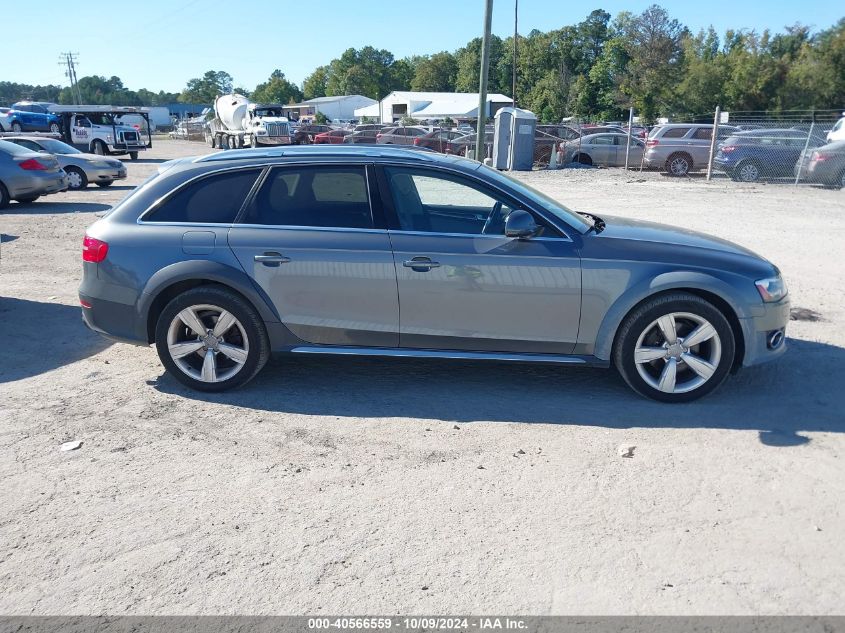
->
<box><xmin>4</xmin><ymin>0</ymin><xmax>842</xmax><ymax>94</ymax></box>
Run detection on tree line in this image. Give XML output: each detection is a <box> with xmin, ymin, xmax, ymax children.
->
<box><xmin>2</xmin><ymin>5</ymin><xmax>842</xmax><ymax>123</ymax></box>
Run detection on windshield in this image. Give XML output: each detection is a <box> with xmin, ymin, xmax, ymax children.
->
<box><xmin>256</xmin><ymin>108</ymin><xmax>283</xmax><ymax>117</ymax></box>
<box><xmin>38</xmin><ymin>139</ymin><xmax>81</xmax><ymax>155</ymax></box>
<box><xmin>476</xmin><ymin>163</ymin><xmax>592</xmax><ymax>233</ymax></box>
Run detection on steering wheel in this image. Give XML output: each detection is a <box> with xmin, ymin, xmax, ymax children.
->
<box><xmin>481</xmin><ymin>201</ymin><xmax>506</xmax><ymax>235</ymax></box>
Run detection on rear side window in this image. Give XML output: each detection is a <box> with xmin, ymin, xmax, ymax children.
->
<box><xmin>662</xmin><ymin>127</ymin><xmax>691</xmax><ymax>138</ymax></box>
<box><xmin>240</xmin><ymin>166</ymin><xmax>373</xmax><ymax>229</ymax></box>
<box><xmin>146</xmin><ymin>169</ymin><xmax>261</xmax><ymax>224</ymax></box>
<box><xmin>692</xmin><ymin>128</ymin><xmax>712</xmax><ymax>140</ymax></box>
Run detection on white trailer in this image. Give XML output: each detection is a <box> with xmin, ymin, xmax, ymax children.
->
<box><xmin>205</xmin><ymin>94</ymin><xmax>292</xmax><ymax>149</ymax></box>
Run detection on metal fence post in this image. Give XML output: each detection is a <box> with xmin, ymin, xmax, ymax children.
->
<box><xmin>624</xmin><ymin>106</ymin><xmax>634</xmax><ymax>170</ymax></box>
<box><xmin>794</xmin><ymin>110</ymin><xmax>816</xmax><ymax>186</ymax></box>
<box><xmin>706</xmin><ymin>106</ymin><xmax>721</xmax><ymax>181</ymax></box>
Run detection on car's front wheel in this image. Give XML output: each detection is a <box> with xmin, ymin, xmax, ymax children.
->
<box><xmin>614</xmin><ymin>292</ymin><xmax>735</xmax><ymax>402</ymax></box>
<box><xmin>11</xmin><ymin>122</ymin><xmax>22</xmax><ymax>133</ymax></box>
<box><xmin>49</xmin><ymin>122</ymin><xmax>61</xmax><ymax>133</ymax></box>
<box><xmin>155</xmin><ymin>286</ymin><xmax>270</xmax><ymax>392</ymax></box>
<box><xmin>65</xmin><ymin>166</ymin><xmax>88</xmax><ymax>190</ymax></box>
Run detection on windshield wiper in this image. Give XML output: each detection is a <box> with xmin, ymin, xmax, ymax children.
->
<box><xmin>579</xmin><ymin>212</ymin><xmax>606</xmax><ymax>234</ymax></box>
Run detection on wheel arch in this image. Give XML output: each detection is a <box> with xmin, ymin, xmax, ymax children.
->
<box><xmin>594</xmin><ymin>273</ymin><xmax>747</xmax><ymax>368</ymax></box>
<box><xmin>139</xmin><ymin>261</ymin><xmax>280</xmax><ymax>344</ymax></box>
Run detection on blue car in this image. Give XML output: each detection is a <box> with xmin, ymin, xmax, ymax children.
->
<box><xmin>4</xmin><ymin>101</ymin><xmax>61</xmax><ymax>134</ymax></box>
<box><xmin>714</xmin><ymin>128</ymin><xmax>826</xmax><ymax>182</ymax></box>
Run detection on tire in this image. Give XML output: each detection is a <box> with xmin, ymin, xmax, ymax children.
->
<box><xmin>65</xmin><ymin>166</ymin><xmax>88</xmax><ymax>190</ymax></box>
<box><xmin>129</xmin><ymin>151</ymin><xmax>139</xmax><ymax>161</ymax></box>
<box><xmin>575</xmin><ymin>153</ymin><xmax>593</xmax><ymax>166</ymax></box>
<box><xmin>735</xmin><ymin>160</ymin><xmax>761</xmax><ymax>182</ymax></box>
<box><xmin>0</xmin><ymin>183</ymin><xmax>10</xmax><ymax>209</ymax></box>
<box><xmin>154</xmin><ymin>286</ymin><xmax>270</xmax><ymax>392</ymax></box>
<box><xmin>93</xmin><ymin>140</ymin><xmax>107</xmax><ymax>156</ymax></box>
<box><xmin>665</xmin><ymin>153</ymin><xmax>692</xmax><ymax>176</ymax></box>
<box><xmin>250</xmin><ymin>134</ymin><xmax>259</xmax><ymax>148</ymax></box>
<box><xmin>15</xmin><ymin>196</ymin><xmax>40</xmax><ymax>204</ymax></box>
<box><xmin>220</xmin><ymin>135</ymin><xmax>230</xmax><ymax>150</ymax></box>
<box><xmin>207</xmin><ymin>133</ymin><xmax>216</xmax><ymax>148</ymax></box>
<box><xmin>96</xmin><ymin>180</ymin><xmax>114</xmax><ymax>188</ymax></box>
<box><xmin>11</xmin><ymin>122</ymin><xmax>22</xmax><ymax>133</ymax></box>
<box><xmin>49</xmin><ymin>122</ymin><xmax>60</xmax><ymax>134</ymax></box>
<box><xmin>613</xmin><ymin>292</ymin><xmax>735</xmax><ymax>403</ymax></box>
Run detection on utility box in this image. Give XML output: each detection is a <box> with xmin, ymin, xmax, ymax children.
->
<box><xmin>492</xmin><ymin>107</ymin><xmax>537</xmax><ymax>171</ymax></box>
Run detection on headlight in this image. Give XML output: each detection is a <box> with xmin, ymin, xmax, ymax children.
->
<box><xmin>755</xmin><ymin>275</ymin><xmax>787</xmax><ymax>303</ymax></box>
<box><xmin>91</xmin><ymin>160</ymin><xmax>112</xmax><ymax>168</ymax></box>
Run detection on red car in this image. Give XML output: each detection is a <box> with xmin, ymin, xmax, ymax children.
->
<box><xmin>313</xmin><ymin>129</ymin><xmax>351</xmax><ymax>144</ymax></box>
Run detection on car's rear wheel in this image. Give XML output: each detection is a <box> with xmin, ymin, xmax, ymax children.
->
<box><xmin>736</xmin><ymin>160</ymin><xmax>761</xmax><ymax>182</ymax></box>
<box><xmin>11</xmin><ymin>122</ymin><xmax>22</xmax><ymax>133</ymax></box>
<box><xmin>666</xmin><ymin>153</ymin><xmax>692</xmax><ymax>176</ymax></box>
<box><xmin>614</xmin><ymin>292</ymin><xmax>735</xmax><ymax>402</ymax></box>
<box><xmin>0</xmin><ymin>183</ymin><xmax>10</xmax><ymax>209</ymax></box>
<box><xmin>65</xmin><ymin>166</ymin><xmax>88</xmax><ymax>190</ymax></box>
<box><xmin>155</xmin><ymin>287</ymin><xmax>270</xmax><ymax>392</ymax></box>
<box><xmin>93</xmin><ymin>140</ymin><xmax>107</xmax><ymax>155</ymax></box>
<box><xmin>49</xmin><ymin>122</ymin><xmax>60</xmax><ymax>133</ymax></box>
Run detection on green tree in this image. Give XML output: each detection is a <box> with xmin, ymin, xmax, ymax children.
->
<box><xmin>411</xmin><ymin>52</ymin><xmax>457</xmax><ymax>91</ymax></box>
<box><xmin>302</xmin><ymin>65</ymin><xmax>329</xmax><ymax>100</ymax></box>
<box><xmin>251</xmin><ymin>70</ymin><xmax>303</xmax><ymax>104</ymax></box>
<box><xmin>179</xmin><ymin>70</ymin><xmax>233</xmax><ymax>103</ymax></box>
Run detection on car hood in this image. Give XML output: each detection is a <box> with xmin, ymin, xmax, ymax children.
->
<box><xmin>58</xmin><ymin>153</ymin><xmax>123</xmax><ymax>165</ymax></box>
<box><xmin>596</xmin><ymin>214</ymin><xmax>765</xmax><ymax>260</ymax></box>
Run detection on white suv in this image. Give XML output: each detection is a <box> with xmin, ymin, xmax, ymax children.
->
<box><xmin>826</xmin><ymin>116</ymin><xmax>845</xmax><ymax>143</ymax></box>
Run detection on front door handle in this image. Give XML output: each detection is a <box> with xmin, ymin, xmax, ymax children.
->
<box><xmin>254</xmin><ymin>252</ymin><xmax>291</xmax><ymax>266</ymax></box>
<box><xmin>403</xmin><ymin>257</ymin><xmax>441</xmax><ymax>271</ymax></box>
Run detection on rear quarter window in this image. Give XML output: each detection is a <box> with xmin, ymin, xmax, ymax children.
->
<box><xmin>145</xmin><ymin>168</ymin><xmax>261</xmax><ymax>224</ymax></box>
<box><xmin>662</xmin><ymin>127</ymin><xmax>691</xmax><ymax>138</ymax></box>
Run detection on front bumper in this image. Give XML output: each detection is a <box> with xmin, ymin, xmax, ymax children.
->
<box><xmin>740</xmin><ymin>296</ymin><xmax>790</xmax><ymax>367</ymax></box>
<box><xmin>252</xmin><ymin>136</ymin><xmax>291</xmax><ymax>146</ymax></box>
<box><xmin>86</xmin><ymin>164</ymin><xmax>127</xmax><ymax>183</ymax></box>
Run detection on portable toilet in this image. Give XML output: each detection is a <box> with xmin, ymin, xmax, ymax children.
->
<box><xmin>492</xmin><ymin>107</ymin><xmax>537</xmax><ymax>170</ymax></box>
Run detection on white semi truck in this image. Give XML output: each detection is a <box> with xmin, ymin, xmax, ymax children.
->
<box><xmin>206</xmin><ymin>94</ymin><xmax>292</xmax><ymax>149</ymax></box>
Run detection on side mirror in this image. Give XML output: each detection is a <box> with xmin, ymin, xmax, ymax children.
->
<box><xmin>505</xmin><ymin>209</ymin><xmax>540</xmax><ymax>239</ymax></box>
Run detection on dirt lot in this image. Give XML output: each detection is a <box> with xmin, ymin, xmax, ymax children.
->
<box><xmin>1</xmin><ymin>139</ymin><xmax>843</xmax><ymax>615</ymax></box>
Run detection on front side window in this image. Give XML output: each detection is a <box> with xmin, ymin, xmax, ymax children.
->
<box><xmin>591</xmin><ymin>136</ymin><xmax>613</xmax><ymax>145</ymax></box>
<box><xmin>240</xmin><ymin>166</ymin><xmax>372</xmax><ymax>229</ymax></box>
<box><xmin>146</xmin><ymin>169</ymin><xmax>261</xmax><ymax>224</ymax></box>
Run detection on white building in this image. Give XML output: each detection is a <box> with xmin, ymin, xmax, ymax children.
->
<box><xmin>355</xmin><ymin>91</ymin><xmax>513</xmax><ymax>124</ymax></box>
<box><xmin>284</xmin><ymin>95</ymin><xmax>377</xmax><ymax>122</ymax></box>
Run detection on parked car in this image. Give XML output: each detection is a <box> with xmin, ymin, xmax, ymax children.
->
<box><xmin>825</xmin><ymin>116</ymin><xmax>845</xmax><ymax>143</ymax></box>
<box><xmin>292</xmin><ymin>125</ymin><xmax>332</xmax><ymax>145</ymax></box>
<box><xmin>4</xmin><ymin>136</ymin><xmax>127</xmax><ymax>190</ymax></box>
<box><xmin>0</xmin><ymin>107</ymin><xmax>14</xmax><ymax>131</ymax></box>
<box><xmin>376</xmin><ymin>126</ymin><xmax>429</xmax><ymax>145</ymax></box>
<box><xmin>713</xmin><ymin>129</ymin><xmax>827</xmax><ymax>182</ymax></box>
<box><xmin>644</xmin><ymin>123</ymin><xmax>739</xmax><ymax>176</ymax></box>
<box><xmin>534</xmin><ymin>124</ymin><xmax>582</xmax><ymax>163</ymax></box>
<box><xmin>0</xmin><ymin>139</ymin><xmax>69</xmax><ymax>208</ymax></box>
<box><xmin>5</xmin><ymin>102</ymin><xmax>61</xmax><ymax>133</ymax></box>
<box><xmin>445</xmin><ymin>131</ymin><xmax>494</xmax><ymax>156</ymax></box>
<box><xmin>794</xmin><ymin>140</ymin><xmax>845</xmax><ymax>188</ymax></box>
<box><xmin>78</xmin><ymin>145</ymin><xmax>789</xmax><ymax>402</ymax></box>
<box><xmin>344</xmin><ymin>130</ymin><xmax>380</xmax><ymax>144</ymax></box>
<box><xmin>354</xmin><ymin>123</ymin><xmax>387</xmax><ymax>133</ymax></box>
<box><xmin>562</xmin><ymin>133</ymin><xmax>645</xmax><ymax>167</ymax></box>
<box><xmin>313</xmin><ymin>129</ymin><xmax>351</xmax><ymax>144</ymax></box>
<box><xmin>577</xmin><ymin>125</ymin><xmax>627</xmax><ymax>136</ymax></box>
<box><xmin>413</xmin><ymin>129</ymin><xmax>468</xmax><ymax>152</ymax></box>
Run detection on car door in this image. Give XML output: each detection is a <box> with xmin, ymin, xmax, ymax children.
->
<box><xmin>378</xmin><ymin>165</ymin><xmax>581</xmax><ymax>354</ymax></box>
<box><xmin>227</xmin><ymin>164</ymin><xmax>399</xmax><ymax>347</ymax></box>
<box><xmin>588</xmin><ymin>135</ymin><xmax>616</xmax><ymax>166</ymax></box>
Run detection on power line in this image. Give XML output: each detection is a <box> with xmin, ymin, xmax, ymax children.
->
<box><xmin>58</xmin><ymin>52</ymin><xmax>82</xmax><ymax>104</ymax></box>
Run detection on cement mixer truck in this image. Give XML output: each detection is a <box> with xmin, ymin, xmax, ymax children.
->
<box><xmin>205</xmin><ymin>94</ymin><xmax>292</xmax><ymax>149</ymax></box>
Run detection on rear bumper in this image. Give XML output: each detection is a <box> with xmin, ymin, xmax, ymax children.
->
<box><xmin>80</xmin><ymin>293</ymin><xmax>148</xmax><ymax>345</ymax></box>
<box><xmin>740</xmin><ymin>296</ymin><xmax>790</xmax><ymax>367</ymax></box>
<box><xmin>7</xmin><ymin>172</ymin><xmax>68</xmax><ymax>198</ymax></box>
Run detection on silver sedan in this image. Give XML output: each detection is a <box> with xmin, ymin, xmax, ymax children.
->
<box><xmin>4</xmin><ymin>136</ymin><xmax>126</xmax><ymax>190</ymax></box>
<box><xmin>562</xmin><ymin>133</ymin><xmax>645</xmax><ymax>167</ymax></box>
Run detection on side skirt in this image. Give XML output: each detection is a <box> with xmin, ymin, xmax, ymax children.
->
<box><xmin>285</xmin><ymin>345</ymin><xmax>609</xmax><ymax>367</ymax></box>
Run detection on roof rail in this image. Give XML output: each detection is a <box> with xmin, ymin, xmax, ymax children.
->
<box><xmin>194</xmin><ymin>145</ymin><xmax>441</xmax><ymax>163</ymax></box>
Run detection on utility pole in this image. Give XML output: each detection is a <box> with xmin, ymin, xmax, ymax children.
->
<box><xmin>59</xmin><ymin>52</ymin><xmax>81</xmax><ymax>104</ymax></box>
<box><xmin>475</xmin><ymin>0</ymin><xmax>494</xmax><ymax>162</ymax></box>
<box><xmin>512</xmin><ymin>0</ymin><xmax>518</xmax><ymax>109</ymax></box>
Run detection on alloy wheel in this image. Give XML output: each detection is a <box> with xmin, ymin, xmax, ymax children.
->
<box><xmin>668</xmin><ymin>156</ymin><xmax>690</xmax><ymax>176</ymax></box>
<box><xmin>166</xmin><ymin>304</ymin><xmax>249</xmax><ymax>383</ymax></box>
<box><xmin>633</xmin><ymin>311</ymin><xmax>722</xmax><ymax>394</ymax></box>
<box><xmin>738</xmin><ymin>162</ymin><xmax>760</xmax><ymax>182</ymax></box>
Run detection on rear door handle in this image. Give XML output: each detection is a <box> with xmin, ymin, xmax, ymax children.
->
<box><xmin>403</xmin><ymin>257</ymin><xmax>441</xmax><ymax>271</ymax></box>
<box><xmin>254</xmin><ymin>252</ymin><xmax>291</xmax><ymax>266</ymax></box>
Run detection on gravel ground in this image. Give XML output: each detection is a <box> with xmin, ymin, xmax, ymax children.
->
<box><xmin>1</xmin><ymin>140</ymin><xmax>843</xmax><ymax>615</ymax></box>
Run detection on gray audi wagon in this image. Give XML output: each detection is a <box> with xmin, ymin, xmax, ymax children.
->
<box><xmin>80</xmin><ymin>146</ymin><xmax>789</xmax><ymax>402</ymax></box>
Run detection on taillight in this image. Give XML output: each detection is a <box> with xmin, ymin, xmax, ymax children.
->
<box><xmin>413</xmin><ymin>138</ymin><xmax>420</xmax><ymax>145</ymax></box>
<box><xmin>82</xmin><ymin>235</ymin><xmax>108</xmax><ymax>263</ymax></box>
<box><xmin>376</xmin><ymin>133</ymin><xmax>383</xmax><ymax>140</ymax></box>
<box><xmin>645</xmin><ymin>139</ymin><xmax>659</xmax><ymax>147</ymax></box>
<box><xmin>813</xmin><ymin>152</ymin><xmax>831</xmax><ymax>162</ymax></box>
<box><xmin>720</xmin><ymin>145</ymin><xmax>737</xmax><ymax>153</ymax></box>
<box><xmin>18</xmin><ymin>158</ymin><xmax>48</xmax><ymax>171</ymax></box>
